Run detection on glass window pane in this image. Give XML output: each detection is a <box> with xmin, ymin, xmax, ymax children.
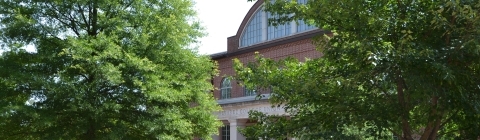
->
<box><xmin>221</xmin><ymin>78</ymin><xmax>231</xmax><ymax>99</ymax></box>
<box><xmin>297</xmin><ymin>19</ymin><xmax>316</xmax><ymax>32</ymax></box>
<box><xmin>221</xmin><ymin>125</ymin><xmax>230</xmax><ymax>140</ymax></box>
<box><xmin>240</xmin><ymin>7</ymin><xmax>264</xmax><ymax>47</ymax></box>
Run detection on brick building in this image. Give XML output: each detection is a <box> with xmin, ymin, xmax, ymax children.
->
<box><xmin>208</xmin><ymin>0</ymin><xmax>326</xmax><ymax>139</ymax></box>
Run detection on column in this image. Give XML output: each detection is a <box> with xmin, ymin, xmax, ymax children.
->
<box><xmin>229</xmin><ymin>119</ymin><xmax>248</xmax><ymax>140</ymax></box>
<box><xmin>211</xmin><ymin>134</ymin><xmax>219</xmax><ymax>140</ymax></box>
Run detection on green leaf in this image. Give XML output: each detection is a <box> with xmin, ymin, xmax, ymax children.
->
<box><xmin>236</xmin><ymin>0</ymin><xmax>480</xmax><ymax>139</ymax></box>
<box><xmin>0</xmin><ymin>0</ymin><xmax>221</xmax><ymax>139</ymax></box>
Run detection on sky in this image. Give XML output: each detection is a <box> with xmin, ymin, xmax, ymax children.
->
<box><xmin>193</xmin><ymin>0</ymin><xmax>256</xmax><ymax>55</ymax></box>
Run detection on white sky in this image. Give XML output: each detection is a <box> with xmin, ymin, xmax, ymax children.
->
<box><xmin>194</xmin><ymin>0</ymin><xmax>256</xmax><ymax>55</ymax></box>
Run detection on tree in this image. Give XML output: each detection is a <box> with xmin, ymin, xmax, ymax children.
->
<box><xmin>0</xmin><ymin>0</ymin><xmax>221</xmax><ymax>139</ymax></box>
<box><xmin>235</xmin><ymin>0</ymin><xmax>480</xmax><ymax>139</ymax></box>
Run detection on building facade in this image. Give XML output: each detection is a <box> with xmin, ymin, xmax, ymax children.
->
<box><xmin>209</xmin><ymin>0</ymin><xmax>326</xmax><ymax>139</ymax></box>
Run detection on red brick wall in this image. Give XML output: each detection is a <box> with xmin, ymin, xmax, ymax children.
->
<box><xmin>227</xmin><ymin>35</ymin><xmax>240</xmax><ymax>53</ymax></box>
<box><xmin>213</xmin><ymin>38</ymin><xmax>322</xmax><ymax>99</ymax></box>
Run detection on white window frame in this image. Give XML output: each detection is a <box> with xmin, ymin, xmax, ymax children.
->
<box><xmin>221</xmin><ymin>125</ymin><xmax>230</xmax><ymax>140</ymax></box>
<box><xmin>220</xmin><ymin>78</ymin><xmax>232</xmax><ymax>99</ymax></box>
<box><xmin>244</xmin><ymin>86</ymin><xmax>257</xmax><ymax>96</ymax></box>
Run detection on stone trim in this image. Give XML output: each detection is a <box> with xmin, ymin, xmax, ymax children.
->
<box><xmin>217</xmin><ymin>94</ymin><xmax>271</xmax><ymax>105</ymax></box>
<box><xmin>215</xmin><ymin>101</ymin><xmax>287</xmax><ymax>120</ymax></box>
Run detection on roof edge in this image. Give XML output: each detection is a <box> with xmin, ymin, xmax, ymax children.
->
<box><xmin>210</xmin><ymin>51</ymin><xmax>227</xmax><ymax>59</ymax></box>
<box><xmin>212</xmin><ymin>29</ymin><xmax>328</xmax><ymax>60</ymax></box>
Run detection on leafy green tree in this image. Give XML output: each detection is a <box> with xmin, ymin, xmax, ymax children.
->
<box><xmin>0</xmin><ymin>0</ymin><xmax>221</xmax><ymax>139</ymax></box>
<box><xmin>235</xmin><ymin>0</ymin><xmax>480</xmax><ymax>139</ymax></box>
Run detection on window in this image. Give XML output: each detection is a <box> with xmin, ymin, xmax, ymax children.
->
<box><xmin>221</xmin><ymin>78</ymin><xmax>232</xmax><ymax>99</ymax></box>
<box><xmin>297</xmin><ymin>0</ymin><xmax>316</xmax><ymax>32</ymax></box>
<box><xmin>267</xmin><ymin>13</ymin><xmax>291</xmax><ymax>40</ymax></box>
<box><xmin>297</xmin><ymin>19</ymin><xmax>316</xmax><ymax>32</ymax></box>
<box><xmin>239</xmin><ymin>0</ymin><xmax>317</xmax><ymax>47</ymax></box>
<box><xmin>241</xmin><ymin>8</ymin><xmax>265</xmax><ymax>47</ymax></box>
<box><xmin>221</xmin><ymin>125</ymin><xmax>230</xmax><ymax>140</ymax></box>
<box><xmin>298</xmin><ymin>0</ymin><xmax>308</xmax><ymax>4</ymax></box>
<box><xmin>244</xmin><ymin>86</ymin><xmax>256</xmax><ymax>96</ymax></box>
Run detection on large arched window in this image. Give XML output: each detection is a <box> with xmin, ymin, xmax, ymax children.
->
<box><xmin>221</xmin><ymin>78</ymin><xmax>232</xmax><ymax>99</ymax></box>
<box><xmin>267</xmin><ymin>12</ymin><xmax>291</xmax><ymax>40</ymax></box>
<box><xmin>297</xmin><ymin>19</ymin><xmax>316</xmax><ymax>32</ymax></box>
<box><xmin>297</xmin><ymin>0</ymin><xmax>316</xmax><ymax>32</ymax></box>
<box><xmin>240</xmin><ymin>8</ymin><xmax>265</xmax><ymax>47</ymax></box>
<box><xmin>239</xmin><ymin>0</ymin><xmax>317</xmax><ymax>48</ymax></box>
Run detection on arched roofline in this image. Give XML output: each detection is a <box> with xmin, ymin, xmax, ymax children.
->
<box><xmin>235</xmin><ymin>0</ymin><xmax>265</xmax><ymax>37</ymax></box>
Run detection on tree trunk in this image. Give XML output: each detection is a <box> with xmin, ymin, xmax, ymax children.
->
<box><xmin>85</xmin><ymin>121</ymin><xmax>96</xmax><ymax>140</ymax></box>
<box><xmin>420</xmin><ymin>96</ymin><xmax>443</xmax><ymax>140</ymax></box>
<box><xmin>396</xmin><ymin>70</ymin><xmax>413</xmax><ymax>140</ymax></box>
<box><xmin>89</xmin><ymin>0</ymin><xmax>98</xmax><ymax>36</ymax></box>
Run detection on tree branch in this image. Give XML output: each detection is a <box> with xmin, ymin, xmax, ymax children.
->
<box><xmin>77</xmin><ymin>3</ymin><xmax>90</xmax><ymax>32</ymax></box>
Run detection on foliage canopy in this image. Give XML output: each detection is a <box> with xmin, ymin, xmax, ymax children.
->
<box><xmin>236</xmin><ymin>0</ymin><xmax>480</xmax><ymax>139</ymax></box>
<box><xmin>0</xmin><ymin>0</ymin><xmax>221</xmax><ymax>139</ymax></box>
